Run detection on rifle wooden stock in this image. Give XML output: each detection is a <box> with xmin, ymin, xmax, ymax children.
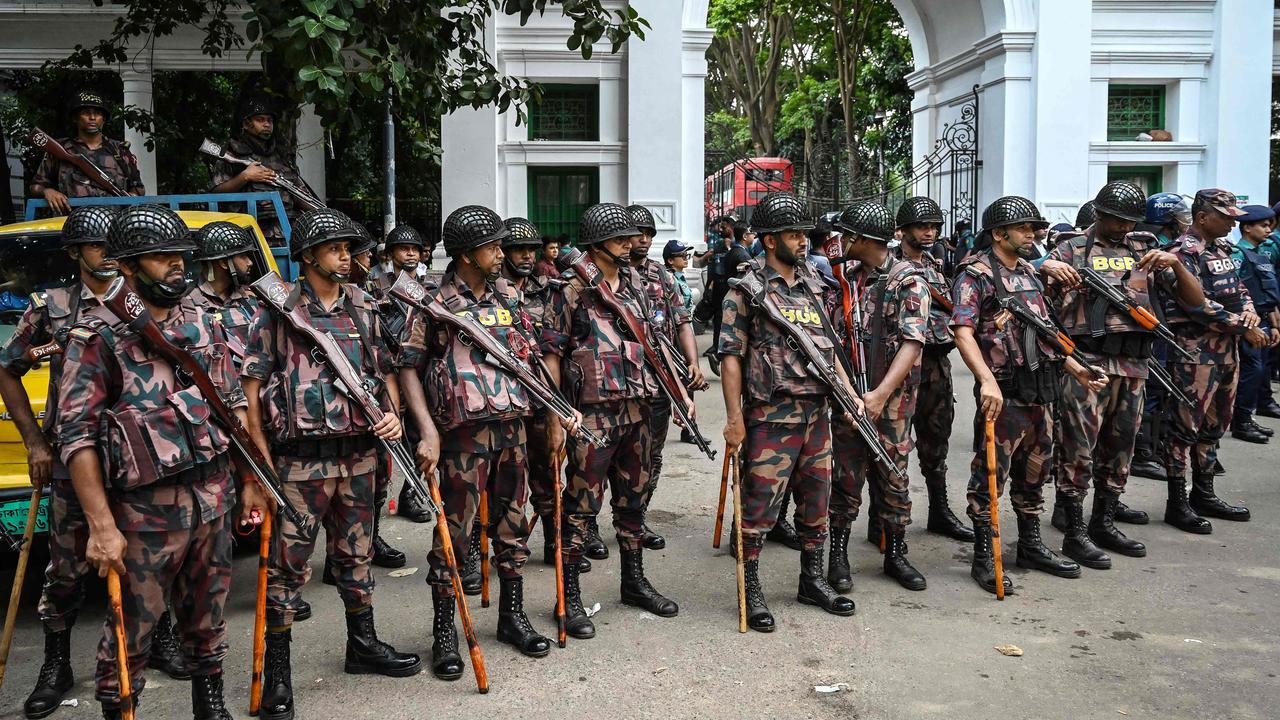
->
<box><xmin>927</xmin><ymin>284</ymin><xmax>955</xmax><ymax>315</ymax></box>
<box><xmin>479</xmin><ymin>490</ymin><xmax>490</xmax><ymax>609</ymax></box>
<box><xmin>107</xmin><ymin>569</ymin><xmax>136</xmax><ymax>720</ymax></box>
<box><xmin>0</xmin><ymin>487</ymin><xmax>41</xmax><ymax>690</ymax></box>
<box><xmin>100</xmin><ymin>278</ymin><xmax>307</xmax><ymax>531</ymax></box>
<box><xmin>996</xmin><ymin>295</ymin><xmax>1106</xmax><ymax>380</ymax></box>
<box><xmin>29</xmin><ymin>128</ymin><xmax>128</xmax><ymax>197</ymax></box>
<box><xmin>730</xmin><ymin>453</ymin><xmax>747</xmax><ymax>634</ymax></box>
<box><xmin>553</xmin><ymin>448</ymin><xmax>566</xmax><ymax>648</ymax></box>
<box><xmin>984</xmin><ymin>420</ymin><xmax>1005</xmax><ymax>601</ymax></box>
<box><xmin>712</xmin><ymin>452</ymin><xmax>730</xmax><ymax>549</ymax></box>
<box><xmin>249</xmin><ymin>512</ymin><xmax>271</xmax><ymax>715</ymax></box>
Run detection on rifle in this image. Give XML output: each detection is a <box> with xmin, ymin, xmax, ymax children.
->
<box><xmin>28</xmin><ymin>128</ymin><xmax>128</xmax><ymax>197</ymax></box>
<box><xmin>387</xmin><ymin>271</ymin><xmax>606</xmax><ymax>447</ymax></box>
<box><xmin>0</xmin><ymin>522</ymin><xmax>21</xmax><ymax>554</ymax></box>
<box><xmin>995</xmin><ymin>295</ymin><xmax>1106</xmax><ymax>380</ymax></box>
<box><xmin>1078</xmin><ymin>267</ymin><xmax>1196</xmax><ymax>363</ymax></box>
<box><xmin>101</xmin><ymin>277</ymin><xmax>307</xmax><ymax>530</ymax></box>
<box><xmin>555</xmin><ymin>249</ymin><xmax>716</xmax><ymax>460</ymax></box>
<box><xmin>249</xmin><ymin>272</ymin><xmax>490</xmax><ymax>693</ymax></box>
<box><xmin>26</xmin><ymin>340</ymin><xmax>62</xmax><ymax>363</ymax></box>
<box><xmin>726</xmin><ymin>273</ymin><xmax>907</xmax><ymax>483</ymax></box>
<box><xmin>199</xmin><ymin>139</ymin><xmax>324</xmax><ymax>212</ymax></box>
<box><xmin>927</xmin><ymin>284</ymin><xmax>954</xmax><ymax>315</ymax></box>
<box><xmin>0</xmin><ymin>487</ymin><xmax>41</xmax><ymax>689</ymax></box>
<box><xmin>1146</xmin><ymin>359</ymin><xmax>1194</xmax><ymax>408</ymax></box>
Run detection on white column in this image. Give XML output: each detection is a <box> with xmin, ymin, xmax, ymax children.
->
<box><xmin>1031</xmin><ymin>2</ymin><xmax>1091</xmax><ymax>218</ymax></box>
<box><xmin>599</xmin><ymin>77</ymin><xmax>622</xmax><ymax>144</ymax></box>
<box><xmin>680</xmin><ymin>27</ymin><xmax>713</xmax><ymax>243</ymax></box>
<box><xmin>1203</xmin><ymin>0</ymin><xmax>1271</xmax><ymax>201</ymax></box>
<box><xmin>294</xmin><ymin>104</ymin><xmax>326</xmax><ymax>202</ymax></box>
<box><xmin>119</xmin><ymin>68</ymin><xmax>155</xmax><ymax>193</ymax></box>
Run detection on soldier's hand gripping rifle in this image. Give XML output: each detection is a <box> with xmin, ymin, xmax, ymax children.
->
<box><xmin>101</xmin><ymin>277</ymin><xmax>307</xmax><ymax>530</ymax></box>
<box><xmin>386</xmin><ymin>271</ymin><xmax>607</xmax><ymax>448</ymax></box>
<box><xmin>1078</xmin><ymin>267</ymin><xmax>1196</xmax><ymax>363</ymax></box>
<box><xmin>995</xmin><ymin>295</ymin><xmax>1106</xmax><ymax>381</ymax></box>
<box><xmin>198</xmin><ymin>139</ymin><xmax>325</xmax><ymax>212</ymax></box>
<box><xmin>727</xmin><ymin>274</ymin><xmax>907</xmax><ymax>483</ymax></box>
<box><xmin>555</xmin><ymin>248</ymin><xmax>717</xmax><ymax>460</ymax></box>
<box><xmin>28</xmin><ymin>128</ymin><xmax>128</xmax><ymax>197</ymax></box>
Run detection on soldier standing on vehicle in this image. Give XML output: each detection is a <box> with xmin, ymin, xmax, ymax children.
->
<box><xmin>241</xmin><ymin>208</ymin><xmax>422</xmax><ymax>720</ymax></box>
<box><xmin>53</xmin><ymin>204</ymin><xmax>267</xmax><ymax>719</ymax></box>
<box><xmin>29</xmin><ymin>91</ymin><xmax>145</xmax><ymax>214</ymax></box>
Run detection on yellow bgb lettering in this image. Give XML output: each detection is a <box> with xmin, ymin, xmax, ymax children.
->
<box><xmin>496</xmin><ymin>308</ymin><xmax>513</xmax><ymax>326</ymax></box>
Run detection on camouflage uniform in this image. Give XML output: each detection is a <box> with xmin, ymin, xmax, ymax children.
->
<box><xmin>634</xmin><ymin>258</ymin><xmax>692</xmax><ymax>506</ymax></box>
<box><xmin>242</xmin><ymin>279</ymin><xmax>393</xmax><ymax>626</ymax></box>
<box><xmin>718</xmin><ymin>258</ymin><xmax>836</xmax><ymax>560</ymax></box>
<box><xmin>399</xmin><ymin>270</ymin><xmax>538</xmax><ymax>586</ymax></box>
<box><xmin>0</xmin><ymin>285</ymin><xmax>98</xmax><ymax>631</ymax></box>
<box><xmin>510</xmin><ymin>270</ymin><xmax>560</xmax><ymax>521</ymax></box>
<box><xmin>209</xmin><ymin>136</ymin><xmax>310</xmax><ymax>244</ymax></box>
<box><xmin>187</xmin><ymin>281</ymin><xmax>260</xmax><ymax>368</ymax></box>
<box><xmin>33</xmin><ymin>136</ymin><xmax>144</xmax><ymax>198</ymax></box>
<box><xmin>54</xmin><ymin>296</ymin><xmax>242</xmax><ymax>702</ymax></box>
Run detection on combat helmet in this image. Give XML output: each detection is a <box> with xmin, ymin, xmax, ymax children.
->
<box><xmin>1092</xmin><ymin>181</ymin><xmax>1147</xmax><ymax>223</ymax></box>
<box><xmin>502</xmin><ymin>217</ymin><xmax>542</xmax><ymax>248</ymax></box>
<box><xmin>981</xmin><ymin>196</ymin><xmax>1049</xmax><ymax>234</ymax></box>
<box><xmin>627</xmin><ymin>204</ymin><xmax>657</xmax><ymax>236</ymax></box>
<box><xmin>106</xmin><ymin>205</ymin><xmax>194</xmax><ymax>260</ymax></box>
<box><xmin>750</xmin><ymin>192</ymin><xmax>815</xmax><ymax>235</ymax></box>
<box><xmin>61</xmin><ymin>205</ymin><xmax>118</xmax><ymax>248</ymax></box>
<box><xmin>579</xmin><ymin>203</ymin><xmax>641</xmax><ymax>246</ymax></box>
<box><xmin>833</xmin><ymin>201</ymin><xmax>894</xmax><ymax>243</ymax></box>
<box><xmin>196</xmin><ymin>221</ymin><xmax>255</xmax><ymax>261</ymax></box>
<box><xmin>290</xmin><ymin>208</ymin><xmax>361</xmax><ymax>259</ymax></box>
<box><xmin>385</xmin><ymin>224</ymin><xmax>425</xmax><ymax>250</ymax></box>
<box><xmin>1075</xmin><ymin>201</ymin><xmax>1097</xmax><ymax>229</ymax></box>
<box><xmin>895</xmin><ymin>196</ymin><xmax>944</xmax><ymax>229</ymax></box>
<box><xmin>442</xmin><ymin>205</ymin><xmax>508</xmax><ymax>256</ymax></box>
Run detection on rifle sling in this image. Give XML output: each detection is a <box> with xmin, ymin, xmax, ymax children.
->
<box><xmin>796</xmin><ymin>278</ymin><xmax>856</xmax><ymax>379</ymax></box>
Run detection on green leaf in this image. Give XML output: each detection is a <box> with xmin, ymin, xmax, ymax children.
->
<box><xmin>246</xmin><ymin>20</ymin><xmax>259</xmax><ymax>42</ymax></box>
<box><xmin>321</xmin><ymin>15</ymin><xmax>349</xmax><ymax>31</ymax></box>
<box><xmin>298</xmin><ymin>65</ymin><xmax>323</xmax><ymax>81</ymax></box>
<box><xmin>391</xmin><ymin>60</ymin><xmax>406</xmax><ymax>82</ymax></box>
<box><xmin>304</xmin><ymin>19</ymin><xmax>324</xmax><ymax>38</ymax></box>
<box><xmin>302</xmin><ymin>0</ymin><xmax>325</xmax><ymax>17</ymax></box>
<box><xmin>322</xmin><ymin>32</ymin><xmax>341</xmax><ymax>57</ymax></box>
<box><xmin>324</xmin><ymin>64</ymin><xmax>344</xmax><ymax>77</ymax></box>
<box><xmin>582</xmin><ymin>43</ymin><xmax>593</xmax><ymax>60</ymax></box>
<box><xmin>566</xmin><ymin>34</ymin><xmax>581</xmax><ymax>51</ymax></box>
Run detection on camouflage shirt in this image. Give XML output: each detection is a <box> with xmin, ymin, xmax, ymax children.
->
<box><xmin>952</xmin><ymin>252</ymin><xmax>1063</xmax><ymax>377</ymax></box>
<box><xmin>634</xmin><ymin>258</ymin><xmax>691</xmax><ymax>343</ymax></box>
<box><xmin>0</xmin><ymin>284</ymin><xmax>99</xmax><ymax>432</ymax></box>
<box><xmin>188</xmin><ymin>282</ymin><xmax>260</xmax><ymax>369</ymax></box>
<box><xmin>33</xmin><ymin>136</ymin><xmax>144</xmax><ymax>197</ymax></box>
<box><xmin>1164</xmin><ymin>228</ymin><xmax>1254</xmax><ymax>365</ymax></box>
<box><xmin>893</xmin><ymin>246</ymin><xmax>954</xmax><ymax>348</ymax></box>
<box><xmin>851</xmin><ymin>255</ymin><xmax>930</xmax><ymax>388</ymax></box>
<box><xmin>54</xmin><ymin>296</ymin><xmax>243</xmax><ymax>532</ymax></box>
<box><xmin>399</xmin><ymin>270</ymin><xmax>535</xmax><ymax>451</ymax></box>
<box><xmin>209</xmin><ymin>135</ymin><xmax>310</xmax><ymax>243</ymax></box>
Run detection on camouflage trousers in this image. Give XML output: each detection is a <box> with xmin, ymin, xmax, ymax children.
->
<box><xmin>740</xmin><ymin>403</ymin><xmax>831</xmax><ymax>561</ymax></box>
<box><xmin>526</xmin><ymin>415</ymin><xmax>557</xmax><ymax>520</ymax></box>
<box><xmin>1054</xmin><ymin>371</ymin><xmax>1145</xmax><ymax>498</ymax></box>
<box><xmin>430</xmin><ymin>439</ymin><xmax>531</xmax><ymax>587</ymax></box>
<box><xmin>913</xmin><ymin>351</ymin><xmax>954</xmax><ymax>486</ymax></box>
<box><xmin>966</xmin><ymin>400</ymin><xmax>1053</xmax><ymax>522</ymax></box>
<box><xmin>1165</xmin><ymin>362</ymin><xmax>1239</xmax><ymax>479</ymax></box>
<box><xmin>830</xmin><ymin>383</ymin><xmax>918</xmax><ymax>528</ymax></box>
<box><xmin>268</xmin><ymin>453</ymin><xmax>377</xmax><ymax>626</ymax></box>
<box><xmin>646</xmin><ymin>393</ymin><xmax>673</xmax><ymax>499</ymax></box>
<box><xmin>38</xmin><ymin>479</ymin><xmax>91</xmax><ymax>631</ymax></box>
<box><xmin>562</xmin><ymin>416</ymin><xmax>652</xmax><ymax>557</ymax></box>
<box><xmin>94</xmin><ymin>510</ymin><xmax>231</xmax><ymax>701</ymax></box>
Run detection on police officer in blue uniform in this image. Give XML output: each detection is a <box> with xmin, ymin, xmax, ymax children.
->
<box><xmin>1230</xmin><ymin>205</ymin><xmax>1280</xmax><ymax>442</ymax></box>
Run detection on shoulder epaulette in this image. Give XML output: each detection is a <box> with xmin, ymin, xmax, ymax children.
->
<box><xmin>29</xmin><ymin>292</ymin><xmax>46</xmax><ymax>309</ymax></box>
<box><xmin>67</xmin><ymin>315</ymin><xmax>110</xmax><ymax>343</ymax></box>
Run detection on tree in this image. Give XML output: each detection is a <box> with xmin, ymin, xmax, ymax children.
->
<box><xmin>706</xmin><ymin>0</ymin><xmax>793</xmax><ymax>157</ymax></box>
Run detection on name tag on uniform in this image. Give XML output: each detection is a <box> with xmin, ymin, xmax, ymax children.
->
<box><xmin>1091</xmin><ymin>256</ymin><xmax>1135</xmax><ymax>271</ymax></box>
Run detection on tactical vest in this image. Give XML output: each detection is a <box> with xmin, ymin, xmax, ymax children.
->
<box><xmin>52</xmin><ymin>137</ymin><xmax>135</xmax><ymax>198</ymax></box>
<box><xmin>192</xmin><ymin>284</ymin><xmax>258</xmax><ymax>366</ymax></box>
<box><xmin>562</xmin><ymin>271</ymin><xmax>660</xmax><ymax>406</ymax></box>
<box><xmin>637</xmin><ymin>259</ymin><xmax>677</xmax><ymax>342</ymax></box>
<box><xmin>32</xmin><ymin>284</ymin><xmax>88</xmax><ymax>435</ymax></box>
<box><xmin>1236</xmin><ymin>243</ymin><xmax>1280</xmax><ymax>311</ymax></box>
<box><xmin>1194</xmin><ymin>239</ymin><xmax>1249</xmax><ymax>313</ymax></box>
<box><xmin>859</xmin><ymin>259</ymin><xmax>925</xmax><ymax>387</ymax></box>
<box><xmin>519</xmin><ymin>273</ymin><xmax>556</xmax><ymax>332</ymax></box>
<box><xmin>422</xmin><ymin>276</ymin><xmax>534</xmax><ymax>431</ymax></box>
<box><xmin>82</xmin><ymin>300</ymin><xmax>233</xmax><ymax>491</ymax></box>
<box><xmin>261</xmin><ymin>284</ymin><xmax>385</xmax><ymax>444</ymax></box>
<box><xmin>914</xmin><ymin>254</ymin><xmax>955</xmax><ymax>350</ymax></box>
<box><xmin>965</xmin><ymin>253</ymin><xmax>1059</xmax><ymax>404</ymax></box>
<box><xmin>1060</xmin><ymin>231</ymin><xmax>1159</xmax><ymax>357</ymax></box>
<box><xmin>742</xmin><ymin>262</ymin><xmax>833</xmax><ymax>406</ymax></box>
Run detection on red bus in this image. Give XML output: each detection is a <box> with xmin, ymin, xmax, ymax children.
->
<box><xmin>704</xmin><ymin>157</ymin><xmax>794</xmax><ymax>226</ymax></box>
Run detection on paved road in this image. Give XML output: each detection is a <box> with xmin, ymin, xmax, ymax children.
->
<box><xmin>2</xmin><ymin>344</ymin><xmax>1278</xmax><ymax>720</ymax></box>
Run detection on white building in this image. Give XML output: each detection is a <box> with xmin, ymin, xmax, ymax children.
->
<box><xmin>894</xmin><ymin>0</ymin><xmax>1276</xmax><ymax>226</ymax></box>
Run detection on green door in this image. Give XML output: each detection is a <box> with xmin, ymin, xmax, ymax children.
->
<box><xmin>528</xmin><ymin>167</ymin><xmax>599</xmax><ymax>245</ymax></box>
<box><xmin>1108</xmin><ymin>165</ymin><xmax>1163</xmax><ymax>195</ymax></box>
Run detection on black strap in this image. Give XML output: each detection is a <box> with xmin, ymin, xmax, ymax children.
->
<box><xmin>342</xmin><ymin>293</ymin><xmax>378</xmax><ymax>373</ymax></box>
<box><xmin>867</xmin><ymin>272</ymin><xmax>890</xmax><ymax>388</ymax></box>
<box><xmin>797</xmin><ymin>277</ymin><xmax>855</xmax><ymax>379</ymax></box>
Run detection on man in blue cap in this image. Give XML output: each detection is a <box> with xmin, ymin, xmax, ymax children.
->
<box><xmin>662</xmin><ymin>238</ymin><xmax>695</xmax><ymax>316</ymax></box>
<box><xmin>1230</xmin><ymin>205</ymin><xmax>1280</xmax><ymax>440</ymax></box>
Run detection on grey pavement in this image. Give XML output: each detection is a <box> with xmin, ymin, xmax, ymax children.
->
<box><xmin>1</xmin><ymin>346</ymin><xmax>1278</xmax><ymax>720</ymax></box>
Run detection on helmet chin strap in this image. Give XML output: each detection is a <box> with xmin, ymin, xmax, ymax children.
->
<box><xmin>79</xmin><ymin>255</ymin><xmax>118</xmax><ymax>282</ymax></box>
<box><xmin>305</xmin><ymin>254</ymin><xmax>349</xmax><ymax>283</ymax></box>
<box><xmin>504</xmin><ymin>258</ymin><xmax>533</xmax><ymax>277</ymax></box>
<box><xmin>132</xmin><ymin>264</ymin><xmax>188</xmax><ymax>307</ymax></box>
<box><xmin>593</xmin><ymin>242</ymin><xmax>627</xmax><ymax>268</ymax></box>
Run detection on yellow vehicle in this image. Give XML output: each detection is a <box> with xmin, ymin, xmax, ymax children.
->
<box><xmin>0</xmin><ymin>207</ymin><xmax>281</xmax><ymax>541</ymax></box>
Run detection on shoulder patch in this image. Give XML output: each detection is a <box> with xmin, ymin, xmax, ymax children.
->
<box><xmin>29</xmin><ymin>292</ymin><xmax>46</xmax><ymax>308</ymax></box>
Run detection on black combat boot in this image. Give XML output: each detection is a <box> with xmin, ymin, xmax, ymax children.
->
<box><xmin>1087</xmin><ymin>490</ymin><xmax>1146</xmax><ymax>557</ymax></box>
<box><xmin>742</xmin><ymin>558</ymin><xmax>774</xmax><ymax>632</ymax></box>
<box><xmin>640</xmin><ymin>520</ymin><xmax>666</xmax><ymax>550</ymax></box>
<box><xmin>397</xmin><ymin>482</ymin><xmax>431</xmax><ymax>523</ymax></box>
<box><xmin>261</xmin><ymin>628</ymin><xmax>294</xmax><ymax>720</ymax></box>
<box><xmin>1015</xmin><ymin>514</ymin><xmax>1080</xmax><ymax>578</ymax></box>
<box><xmin>766</xmin><ymin>494</ymin><xmax>804</xmax><ymax>550</ymax></box>
<box><xmin>99</xmin><ymin>704</ymin><xmax>122</xmax><ymax>720</ymax></box>
<box><xmin>619</xmin><ymin>548</ymin><xmax>679</xmax><ymax>617</ymax></box>
<box><xmin>344</xmin><ymin>606</ymin><xmax>422</xmax><ymax>677</ymax></box>
<box><xmin>1164</xmin><ymin>476</ymin><xmax>1212</xmax><ymax>534</ymax></box>
<box><xmin>925</xmin><ymin>479</ymin><xmax>974</xmax><ymax>541</ymax></box>
<box><xmin>1213</xmin><ymin>458</ymin><xmax>1226</xmax><ymax>476</ymax></box>
<box><xmin>1189</xmin><ymin>473</ymin><xmax>1251</xmax><ymax>521</ymax></box>
<box><xmin>191</xmin><ymin>670</ymin><xmax>233</xmax><ymax>720</ymax></box>
<box><xmin>865</xmin><ymin>512</ymin><xmax>883</xmax><ymax>549</ymax></box>
<box><xmin>24</xmin><ymin>625</ymin><xmax>74</xmax><ymax>720</ymax></box>
<box><xmin>430</xmin><ymin>586</ymin><xmax>464</xmax><ymax>680</ymax></box>
<box><xmin>584</xmin><ymin>516</ymin><xmax>609</xmax><ymax>560</ymax></box>
<box><xmin>560</xmin><ymin>556</ymin><xmax>596</xmax><ymax>639</ymax></box>
<box><xmin>1246</xmin><ymin>419</ymin><xmax>1274</xmax><ymax>437</ymax></box>
<box><xmin>1050</xmin><ymin>490</ymin><xmax>1069</xmax><ymax>533</ymax></box>
<box><xmin>1257</xmin><ymin>400</ymin><xmax>1280</xmax><ymax>419</ymax></box>
<box><xmin>827</xmin><ymin>526</ymin><xmax>853</xmax><ymax>593</ymax></box>
<box><xmin>293</xmin><ymin>599</ymin><xmax>312</xmax><ymax>623</ymax></box>
<box><xmin>882</xmin><ymin>525</ymin><xmax>926</xmax><ymax>591</ymax></box>
<box><xmin>969</xmin><ymin>520</ymin><xmax>1013</xmax><ymax>595</ymax></box>
<box><xmin>797</xmin><ymin>546</ymin><xmax>856</xmax><ymax>615</ymax></box>
<box><xmin>372</xmin><ymin>535</ymin><xmax>407</xmax><ymax>568</ymax></box>
<box><xmin>541</xmin><ymin>516</ymin><xmax>590</xmax><ymax>572</ymax></box>
<box><xmin>1113</xmin><ymin>498</ymin><xmax>1149</xmax><ymax>525</ymax></box>
<box><xmin>462</xmin><ymin>524</ymin><xmax>482</xmax><ymax>596</ymax></box>
<box><xmin>496</xmin><ymin>577</ymin><xmax>551</xmax><ymax>658</ymax></box>
<box><xmin>1230</xmin><ymin>419</ymin><xmax>1269</xmax><ymax>444</ymax></box>
<box><xmin>1060</xmin><ymin>496</ymin><xmax>1111</xmax><ymax>569</ymax></box>
<box><xmin>148</xmin><ymin>610</ymin><xmax>190</xmax><ymax>680</ymax></box>
<box><xmin>1130</xmin><ymin>415</ymin><xmax>1166</xmax><ymax>480</ymax></box>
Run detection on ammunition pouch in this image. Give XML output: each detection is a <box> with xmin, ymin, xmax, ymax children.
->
<box><xmin>99</xmin><ymin>385</ymin><xmax>231</xmax><ymax>491</ymax></box>
<box><xmin>1075</xmin><ymin>332</ymin><xmax>1153</xmax><ymax>360</ymax></box>
<box><xmin>997</xmin><ymin>363</ymin><xmax>1059</xmax><ymax>405</ymax></box>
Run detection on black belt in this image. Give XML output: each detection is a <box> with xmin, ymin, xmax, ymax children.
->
<box><xmin>275</xmin><ymin>435</ymin><xmax>377</xmax><ymax>459</ymax></box>
<box><xmin>174</xmin><ymin>455</ymin><xmax>230</xmax><ymax>484</ymax></box>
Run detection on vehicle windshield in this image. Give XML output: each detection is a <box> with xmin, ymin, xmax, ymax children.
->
<box><xmin>0</xmin><ymin>231</ymin><xmax>77</xmax><ymax>343</ymax></box>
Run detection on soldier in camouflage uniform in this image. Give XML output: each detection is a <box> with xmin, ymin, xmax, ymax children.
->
<box><xmin>53</xmin><ymin>205</ymin><xmax>267</xmax><ymax>720</ymax></box>
<box><xmin>951</xmin><ymin>196</ymin><xmax>1099</xmax><ymax>594</ymax></box>
<box><xmin>242</xmin><ymin>208</ymin><xmax>422</xmax><ymax>720</ymax></box>
<box><xmin>210</xmin><ymin>96</ymin><xmax>318</xmax><ymax>245</ymax></box>
<box><xmin>0</xmin><ymin>206</ymin><xmax>183</xmax><ymax>719</ymax></box>
<box><xmin>892</xmin><ymin>197</ymin><xmax>973</xmax><ymax>544</ymax></box>
<box><xmin>1039</xmin><ymin>182</ymin><xmax>1210</xmax><ymax>568</ymax></box>
<box><xmin>720</xmin><ymin>192</ymin><xmax>857</xmax><ymax>632</ymax></box>
<box><xmin>188</xmin><ymin>222</ymin><xmax>263</xmax><ymax>364</ymax></box>
<box><xmin>400</xmin><ymin>205</ymin><xmax>565</xmax><ymax>679</ymax></box>
<box><xmin>1160</xmin><ymin>189</ymin><xmax>1263</xmax><ymax>532</ymax></box>
<box><xmin>540</xmin><ymin>203</ymin><xmax>680</xmax><ymax>640</ymax></box>
<box><xmin>30</xmin><ymin>91</ymin><xmax>145</xmax><ymax>214</ymax></box>
<box><xmin>627</xmin><ymin>204</ymin><xmax>705</xmax><ymax>551</ymax></box>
